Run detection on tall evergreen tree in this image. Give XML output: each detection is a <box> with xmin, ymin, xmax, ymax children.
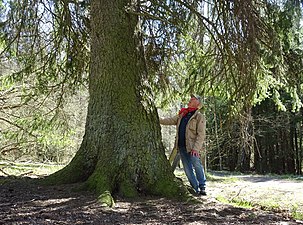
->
<box><xmin>45</xmin><ymin>0</ymin><xmax>189</xmax><ymax>203</ymax></box>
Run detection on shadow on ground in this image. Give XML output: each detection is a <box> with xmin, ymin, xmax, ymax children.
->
<box><xmin>0</xmin><ymin>175</ymin><xmax>300</xmax><ymax>225</ymax></box>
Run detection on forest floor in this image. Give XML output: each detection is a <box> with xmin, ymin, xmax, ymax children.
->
<box><xmin>0</xmin><ymin>165</ymin><xmax>303</xmax><ymax>225</ymax></box>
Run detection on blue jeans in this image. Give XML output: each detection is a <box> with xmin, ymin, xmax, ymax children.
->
<box><xmin>179</xmin><ymin>146</ymin><xmax>206</xmax><ymax>193</ymax></box>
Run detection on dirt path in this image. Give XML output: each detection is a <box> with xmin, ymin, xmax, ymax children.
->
<box><xmin>207</xmin><ymin>172</ymin><xmax>303</xmax><ymax>212</ymax></box>
<box><xmin>0</xmin><ymin>173</ymin><xmax>302</xmax><ymax>224</ymax></box>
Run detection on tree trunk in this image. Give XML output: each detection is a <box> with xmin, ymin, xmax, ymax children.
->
<box><xmin>299</xmin><ymin>114</ymin><xmax>303</xmax><ymax>175</ymax></box>
<box><xmin>46</xmin><ymin>0</ymin><xmax>188</xmax><ymax>204</ymax></box>
<box><xmin>236</xmin><ymin>108</ymin><xmax>253</xmax><ymax>172</ymax></box>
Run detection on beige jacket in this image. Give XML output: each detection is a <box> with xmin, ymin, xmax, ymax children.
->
<box><xmin>160</xmin><ymin>110</ymin><xmax>206</xmax><ymax>153</ymax></box>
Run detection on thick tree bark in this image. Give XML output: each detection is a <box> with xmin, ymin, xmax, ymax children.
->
<box><xmin>46</xmin><ymin>0</ymin><xmax>188</xmax><ymax>203</ymax></box>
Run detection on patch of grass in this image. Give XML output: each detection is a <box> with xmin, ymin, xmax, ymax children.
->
<box><xmin>261</xmin><ymin>173</ymin><xmax>303</xmax><ymax>181</ymax></box>
<box><xmin>216</xmin><ymin>190</ymin><xmax>303</xmax><ymax>221</ymax></box>
<box><xmin>216</xmin><ymin>195</ymin><xmax>253</xmax><ymax>209</ymax></box>
<box><xmin>291</xmin><ymin>204</ymin><xmax>303</xmax><ymax>220</ymax></box>
<box><xmin>258</xmin><ymin>201</ymin><xmax>281</xmax><ymax>212</ymax></box>
<box><xmin>207</xmin><ymin>170</ymin><xmax>245</xmax><ymax>183</ymax></box>
<box><xmin>205</xmin><ymin>173</ymin><xmax>224</xmax><ymax>182</ymax></box>
<box><xmin>208</xmin><ymin>170</ymin><xmax>245</xmax><ymax>176</ymax></box>
<box><xmin>221</xmin><ymin>177</ymin><xmax>239</xmax><ymax>183</ymax></box>
<box><xmin>216</xmin><ymin>195</ymin><xmax>229</xmax><ymax>204</ymax></box>
<box><xmin>0</xmin><ymin>161</ymin><xmax>65</xmax><ymax>177</ymax></box>
<box><xmin>223</xmin><ymin>196</ymin><xmax>283</xmax><ymax>213</ymax></box>
<box><xmin>207</xmin><ymin>173</ymin><xmax>239</xmax><ymax>183</ymax></box>
<box><xmin>231</xmin><ymin>198</ymin><xmax>253</xmax><ymax>209</ymax></box>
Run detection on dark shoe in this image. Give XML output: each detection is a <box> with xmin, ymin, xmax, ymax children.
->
<box><xmin>187</xmin><ymin>186</ymin><xmax>198</xmax><ymax>196</ymax></box>
<box><xmin>199</xmin><ymin>189</ymin><xmax>207</xmax><ymax>196</ymax></box>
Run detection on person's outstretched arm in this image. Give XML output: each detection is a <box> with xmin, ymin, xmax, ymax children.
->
<box><xmin>159</xmin><ymin>114</ymin><xmax>179</xmax><ymax>125</ymax></box>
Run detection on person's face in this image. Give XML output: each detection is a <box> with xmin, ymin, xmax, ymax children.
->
<box><xmin>188</xmin><ymin>97</ymin><xmax>200</xmax><ymax>108</ymax></box>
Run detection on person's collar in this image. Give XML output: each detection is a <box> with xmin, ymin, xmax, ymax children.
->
<box><xmin>179</xmin><ymin>107</ymin><xmax>198</xmax><ymax>117</ymax></box>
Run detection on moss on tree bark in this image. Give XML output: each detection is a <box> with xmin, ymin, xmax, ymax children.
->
<box><xmin>45</xmin><ymin>0</ymin><xmax>192</xmax><ymax>206</ymax></box>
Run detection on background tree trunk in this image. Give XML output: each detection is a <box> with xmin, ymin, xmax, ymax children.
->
<box><xmin>46</xmin><ymin>0</ymin><xmax>187</xmax><ymax>202</ymax></box>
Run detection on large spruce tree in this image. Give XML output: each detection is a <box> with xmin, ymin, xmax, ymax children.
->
<box><xmin>45</xmin><ymin>0</ymin><xmax>187</xmax><ymax>203</ymax></box>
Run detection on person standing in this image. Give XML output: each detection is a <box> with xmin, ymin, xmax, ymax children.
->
<box><xmin>160</xmin><ymin>95</ymin><xmax>207</xmax><ymax>195</ymax></box>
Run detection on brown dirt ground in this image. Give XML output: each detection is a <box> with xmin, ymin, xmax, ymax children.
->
<box><xmin>0</xmin><ymin>172</ymin><xmax>302</xmax><ymax>225</ymax></box>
